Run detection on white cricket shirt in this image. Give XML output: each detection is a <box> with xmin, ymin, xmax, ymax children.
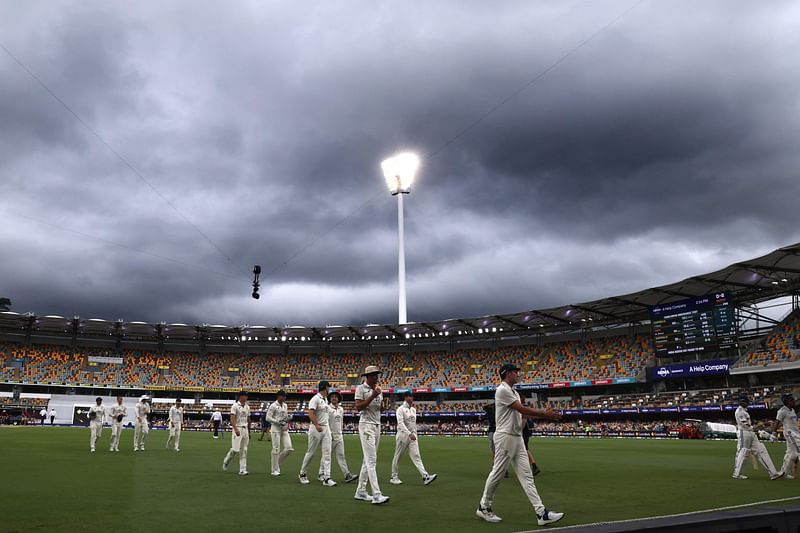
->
<box><xmin>211</xmin><ymin>410</ymin><xmax>222</xmax><ymax>422</ymax></box>
<box><xmin>169</xmin><ymin>406</ymin><xmax>184</xmax><ymax>424</ymax></box>
<box><xmin>396</xmin><ymin>402</ymin><xmax>417</xmax><ymax>435</ymax></box>
<box><xmin>109</xmin><ymin>404</ymin><xmax>127</xmax><ymax>423</ymax></box>
<box><xmin>231</xmin><ymin>402</ymin><xmax>250</xmax><ymax>427</ymax></box>
<box><xmin>495</xmin><ymin>381</ymin><xmax>523</xmax><ymax>436</ymax></box>
<box><xmin>88</xmin><ymin>405</ymin><xmax>105</xmax><ymax>424</ymax></box>
<box><xmin>135</xmin><ymin>402</ymin><xmax>150</xmax><ymax>421</ymax></box>
<box><xmin>329</xmin><ymin>405</ymin><xmax>344</xmax><ymax>435</ymax></box>
<box><xmin>308</xmin><ymin>393</ymin><xmax>330</xmax><ymax>426</ymax></box>
<box><xmin>355</xmin><ymin>382</ymin><xmax>382</xmax><ymax>425</ymax></box>
<box><xmin>777</xmin><ymin>406</ymin><xmax>799</xmax><ymax>435</ymax></box>
<box><xmin>735</xmin><ymin>406</ymin><xmax>753</xmax><ymax>432</ymax></box>
<box><xmin>267</xmin><ymin>401</ymin><xmax>289</xmax><ymax>427</ymax></box>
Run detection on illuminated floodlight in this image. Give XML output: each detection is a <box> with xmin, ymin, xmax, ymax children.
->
<box><xmin>381</xmin><ymin>152</ymin><xmax>419</xmax><ymax>195</ymax></box>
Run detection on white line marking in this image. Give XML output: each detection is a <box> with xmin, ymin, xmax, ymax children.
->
<box><xmin>515</xmin><ymin>496</ymin><xmax>800</xmax><ymax>532</ymax></box>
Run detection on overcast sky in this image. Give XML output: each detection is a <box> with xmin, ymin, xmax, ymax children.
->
<box><xmin>1</xmin><ymin>0</ymin><xmax>798</xmax><ymax>327</ymax></box>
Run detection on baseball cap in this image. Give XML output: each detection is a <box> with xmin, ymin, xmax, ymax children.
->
<box><xmin>362</xmin><ymin>365</ymin><xmax>382</xmax><ymax>376</ymax></box>
<box><xmin>499</xmin><ymin>363</ymin><xmax>520</xmax><ymax>377</ymax></box>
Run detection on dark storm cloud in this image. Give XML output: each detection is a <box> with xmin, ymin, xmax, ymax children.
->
<box><xmin>1</xmin><ymin>0</ymin><xmax>799</xmax><ymax>326</ymax></box>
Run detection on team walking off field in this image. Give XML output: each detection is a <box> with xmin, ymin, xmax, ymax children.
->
<box><xmin>74</xmin><ymin>363</ymin><xmax>797</xmax><ymax>530</ymax></box>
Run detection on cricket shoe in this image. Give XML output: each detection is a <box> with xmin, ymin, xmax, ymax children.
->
<box><xmin>344</xmin><ymin>473</ymin><xmax>358</xmax><ymax>483</ymax></box>
<box><xmin>223</xmin><ymin>461</ymin><xmax>229</xmax><ymax>471</ymax></box>
<box><xmin>423</xmin><ymin>474</ymin><xmax>438</xmax><ymax>485</ymax></box>
<box><xmin>537</xmin><ymin>509</ymin><xmax>564</xmax><ymax>526</ymax></box>
<box><xmin>371</xmin><ymin>493</ymin><xmax>390</xmax><ymax>505</ymax></box>
<box><xmin>476</xmin><ymin>506</ymin><xmax>502</xmax><ymax>523</ymax></box>
<box><xmin>322</xmin><ymin>478</ymin><xmax>337</xmax><ymax>487</ymax></box>
<box><xmin>298</xmin><ymin>474</ymin><xmax>310</xmax><ymax>485</ymax></box>
<box><xmin>90</xmin><ymin>448</ymin><xmax>96</xmax><ymax>453</ymax></box>
<box><xmin>318</xmin><ymin>474</ymin><xmax>325</xmax><ymax>482</ymax></box>
<box><xmin>133</xmin><ymin>447</ymin><xmax>139</xmax><ymax>452</ymax></box>
<box><xmin>389</xmin><ymin>476</ymin><xmax>403</xmax><ymax>485</ymax></box>
<box><xmin>239</xmin><ymin>470</ymin><xmax>249</xmax><ymax>476</ymax></box>
<box><xmin>770</xmin><ymin>471</ymin><xmax>785</xmax><ymax>480</ymax></box>
<box><xmin>785</xmin><ymin>474</ymin><xmax>795</xmax><ymax>479</ymax></box>
<box><xmin>270</xmin><ymin>471</ymin><xmax>280</xmax><ymax>476</ymax></box>
<box><xmin>175</xmin><ymin>448</ymin><xmax>180</xmax><ymax>452</ymax></box>
<box><xmin>354</xmin><ymin>492</ymin><xmax>372</xmax><ymax>502</ymax></box>
<box><xmin>732</xmin><ymin>474</ymin><xmax>748</xmax><ymax>479</ymax></box>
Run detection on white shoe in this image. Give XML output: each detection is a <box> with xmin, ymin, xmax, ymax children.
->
<box><xmin>537</xmin><ymin>509</ymin><xmax>564</xmax><ymax>526</ymax></box>
<box><xmin>271</xmin><ymin>471</ymin><xmax>280</xmax><ymax>476</ymax></box>
<box><xmin>318</xmin><ymin>474</ymin><xmax>325</xmax><ymax>482</ymax></box>
<box><xmin>322</xmin><ymin>478</ymin><xmax>337</xmax><ymax>487</ymax></box>
<box><xmin>90</xmin><ymin>448</ymin><xmax>95</xmax><ymax>453</ymax></box>
<box><xmin>732</xmin><ymin>474</ymin><xmax>748</xmax><ymax>479</ymax></box>
<box><xmin>213</xmin><ymin>436</ymin><xmax>219</xmax><ymax>439</ymax></box>
<box><xmin>423</xmin><ymin>473</ymin><xmax>438</xmax><ymax>485</ymax></box>
<box><xmin>770</xmin><ymin>471</ymin><xmax>785</xmax><ymax>480</ymax></box>
<box><xmin>389</xmin><ymin>477</ymin><xmax>403</xmax><ymax>485</ymax></box>
<box><xmin>175</xmin><ymin>448</ymin><xmax>180</xmax><ymax>452</ymax></box>
<box><xmin>134</xmin><ymin>447</ymin><xmax>139</xmax><ymax>452</ymax></box>
<box><xmin>372</xmin><ymin>493</ymin><xmax>390</xmax><ymax>505</ymax></box>
<box><xmin>538</xmin><ymin>509</ymin><xmax>564</xmax><ymax>526</ymax></box>
<box><xmin>344</xmin><ymin>473</ymin><xmax>358</xmax><ymax>483</ymax></box>
<box><xmin>476</xmin><ymin>506</ymin><xmax>502</xmax><ymax>523</ymax></box>
<box><xmin>239</xmin><ymin>470</ymin><xmax>249</xmax><ymax>476</ymax></box>
<box><xmin>223</xmin><ymin>461</ymin><xmax>229</xmax><ymax>471</ymax></box>
<box><xmin>354</xmin><ymin>492</ymin><xmax>372</xmax><ymax>501</ymax></box>
<box><xmin>785</xmin><ymin>474</ymin><xmax>795</xmax><ymax>480</ymax></box>
<box><xmin>299</xmin><ymin>474</ymin><xmax>310</xmax><ymax>485</ymax></box>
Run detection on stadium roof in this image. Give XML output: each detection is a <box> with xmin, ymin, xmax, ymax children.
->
<box><xmin>1</xmin><ymin>242</ymin><xmax>799</xmax><ymax>344</ymax></box>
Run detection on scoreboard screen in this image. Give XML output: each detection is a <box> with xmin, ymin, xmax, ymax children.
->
<box><xmin>650</xmin><ymin>292</ymin><xmax>737</xmax><ymax>358</ymax></box>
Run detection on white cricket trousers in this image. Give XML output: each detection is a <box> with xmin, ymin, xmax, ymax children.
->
<box><xmin>480</xmin><ymin>432</ymin><xmax>546</xmax><ymax>515</ymax></box>
<box><xmin>734</xmin><ymin>430</ymin><xmax>779</xmax><ymax>476</ymax></box>
<box><xmin>134</xmin><ymin>421</ymin><xmax>149</xmax><ymax>449</ymax></box>
<box><xmin>89</xmin><ymin>422</ymin><xmax>103</xmax><ymax>450</ymax></box>
<box><xmin>224</xmin><ymin>426</ymin><xmax>250</xmax><ymax>472</ymax></box>
<box><xmin>300</xmin><ymin>425</ymin><xmax>332</xmax><ymax>478</ymax></box>
<box><xmin>110</xmin><ymin>423</ymin><xmax>124</xmax><ymax>450</ymax></box>
<box><xmin>391</xmin><ymin>431</ymin><xmax>429</xmax><ymax>478</ymax></box>
<box><xmin>781</xmin><ymin>431</ymin><xmax>799</xmax><ymax>475</ymax></box>
<box><xmin>168</xmin><ymin>422</ymin><xmax>182</xmax><ymax>450</ymax></box>
<box><xmin>270</xmin><ymin>428</ymin><xmax>294</xmax><ymax>473</ymax></box>
<box><xmin>324</xmin><ymin>434</ymin><xmax>351</xmax><ymax>477</ymax></box>
<box><xmin>357</xmin><ymin>422</ymin><xmax>382</xmax><ymax>495</ymax></box>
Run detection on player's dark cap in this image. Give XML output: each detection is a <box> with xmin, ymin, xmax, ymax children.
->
<box><xmin>318</xmin><ymin>380</ymin><xmax>331</xmax><ymax>391</ymax></box>
<box><xmin>499</xmin><ymin>363</ymin><xmax>520</xmax><ymax>377</ymax></box>
<box><xmin>95</xmin><ymin>397</ymin><xmax>102</xmax><ymax>403</ymax></box>
<box><xmin>175</xmin><ymin>398</ymin><xmax>181</xmax><ymax>403</ymax></box>
<box><xmin>329</xmin><ymin>391</ymin><xmax>342</xmax><ymax>402</ymax></box>
<box><xmin>738</xmin><ymin>395</ymin><xmax>749</xmax><ymax>406</ymax></box>
<box><xmin>403</xmin><ymin>390</ymin><xmax>414</xmax><ymax>398</ymax></box>
<box><xmin>238</xmin><ymin>390</ymin><xmax>248</xmax><ymax>397</ymax></box>
<box><xmin>782</xmin><ymin>393</ymin><xmax>795</xmax><ymax>406</ymax></box>
<box><xmin>276</xmin><ymin>389</ymin><xmax>287</xmax><ymax>398</ymax></box>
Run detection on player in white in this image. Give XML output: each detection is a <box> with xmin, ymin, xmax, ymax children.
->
<box><xmin>165</xmin><ymin>398</ymin><xmax>184</xmax><ymax>452</ymax></box>
<box><xmin>267</xmin><ymin>390</ymin><xmax>293</xmax><ymax>475</ymax></box>
<box><xmin>390</xmin><ymin>391</ymin><xmax>437</xmax><ymax>486</ymax></box>
<box><xmin>39</xmin><ymin>407</ymin><xmax>47</xmax><ymax>425</ymax></box>
<box><xmin>771</xmin><ymin>393</ymin><xmax>798</xmax><ymax>480</ymax></box>
<box><xmin>108</xmin><ymin>396</ymin><xmax>127</xmax><ymax>452</ymax></box>
<box><xmin>211</xmin><ymin>408</ymin><xmax>223</xmax><ymax>438</ymax></box>
<box><xmin>322</xmin><ymin>392</ymin><xmax>357</xmax><ymax>483</ymax></box>
<box><xmin>49</xmin><ymin>408</ymin><xmax>56</xmax><ymax>425</ymax></box>
<box><xmin>299</xmin><ymin>380</ymin><xmax>336</xmax><ymax>486</ymax></box>
<box><xmin>88</xmin><ymin>397</ymin><xmax>106</xmax><ymax>453</ymax></box>
<box><xmin>133</xmin><ymin>395</ymin><xmax>151</xmax><ymax>451</ymax></box>
<box><xmin>353</xmin><ymin>366</ymin><xmax>390</xmax><ymax>504</ymax></box>
<box><xmin>732</xmin><ymin>395</ymin><xmax>783</xmax><ymax>480</ymax></box>
<box><xmin>476</xmin><ymin>363</ymin><xmax>564</xmax><ymax>526</ymax></box>
<box><xmin>223</xmin><ymin>391</ymin><xmax>251</xmax><ymax>475</ymax></box>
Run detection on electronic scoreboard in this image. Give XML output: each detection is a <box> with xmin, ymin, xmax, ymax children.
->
<box><xmin>650</xmin><ymin>292</ymin><xmax>737</xmax><ymax>358</ymax></box>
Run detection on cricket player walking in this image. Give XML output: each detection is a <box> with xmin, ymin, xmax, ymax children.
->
<box><xmin>165</xmin><ymin>399</ymin><xmax>184</xmax><ymax>452</ymax></box>
<box><xmin>390</xmin><ymin>391</ymin><xmax>437</xmax><ymax>486</ymax></box>
<box><xmin>211</xmin><ymin>408</ymin><xmax>222</xmax><ymax>438</ymax></box>
<box><xmin>133</xmin><ymin>395</ymin><xmax>151</xmax><ymax>451</ymax></box>
<box><xmin>771</xmin><ymin>393</ymin><xmax>798</xmax><ymax>480</ymax></box>
<box><xmin>732</xmin><ymin>395</ymin><xmax>783</xmax><ymax>480</ymax></box>
<box><xmin>322</xmin><ymin>392</ymin><xmax>357</xmax><ymax>483</ymax></box>
<box><xmin>108</xmin><ymin>396</ymin><xmax>127</xmax><ymax>452</ymax></box>
<box><xmin>476</xmin><ymin>363</ymin><xmax>564</xmax><ymax>526</ymax></box>
<box><xmin>88</xmin><ymin>397</ymin><xmax>105</xmax><ymax>453</ymax></box>
<box><xmin>266</xmin><ymin>390</ymin><xmax>293</xmax><ymax>475</ymax></box>
<box><xmin>299</xmin><ymin>380</ymin><xmax>336</xmax><ymax>486</ymax></box>
<box><xmin>353</xmin><ymin>366</ymin><xmax>389</xmax><ymax>505</ymax></box>
<box><xmin>223</xmin><ymin>392</ymin><xmax>251</xmax><ymax>475</ymax></box>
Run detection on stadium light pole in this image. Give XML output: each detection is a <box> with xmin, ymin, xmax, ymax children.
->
<box><xmin>381</xmin><ymin>152</ymin><xmax>420</xmax><ymax>325</ymax></box>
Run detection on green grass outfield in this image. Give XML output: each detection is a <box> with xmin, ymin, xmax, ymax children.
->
<box><xmin>0</xmin><ymin>427</ymin><xmax>796</xmax><ymax>533</ymax></box>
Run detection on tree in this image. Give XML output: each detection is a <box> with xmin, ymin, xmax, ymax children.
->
<box><xmin>0</xmin><ymin>297</ymin><xmax>10</xmax><ymax>311</ymax></box>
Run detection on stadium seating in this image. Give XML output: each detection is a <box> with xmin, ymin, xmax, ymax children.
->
<box><xmin>735</xmin><ymin>310</ymin><xmax>800</xmax><ymax>369</ymax></box>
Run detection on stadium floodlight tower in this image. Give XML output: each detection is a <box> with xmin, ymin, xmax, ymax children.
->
<box><xmin>381</xmin><ymin>152</ymin><xmax>420</xmax><ymax>325</ymax></box>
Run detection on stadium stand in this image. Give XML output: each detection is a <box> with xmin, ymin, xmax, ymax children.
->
<box><xmin>734</xmin><ymin>309</ymin><xmax>800</xmax><ymax>369</ymax></box>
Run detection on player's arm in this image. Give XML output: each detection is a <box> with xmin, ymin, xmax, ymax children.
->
<box><xmin>396</xmin><ymin>407</ymin><xmax>410</xmax><ymax>434</ymax></box>
<box><xmin>355</xmin><ymin>387</ymin><xmax>381</xmax><ymax>411</ymax></box>
<box><xmin>510</xmin><ymin>401</ymin><xmax>561</xmax><ymax>421</ymax></box>
<box><xmin>266</xmin><ymin>404</ymin><xmax>281</xmax><ymax>425</ymax></box>
<box><xmin>230</xmin><ymin>411</ymin><xmax>240</xmax><ymax>437</ymax></box>
<box><xmin>307</xmin><ymin>401</ymin><xmax>322</xmax><ymax>432</ymax></box>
